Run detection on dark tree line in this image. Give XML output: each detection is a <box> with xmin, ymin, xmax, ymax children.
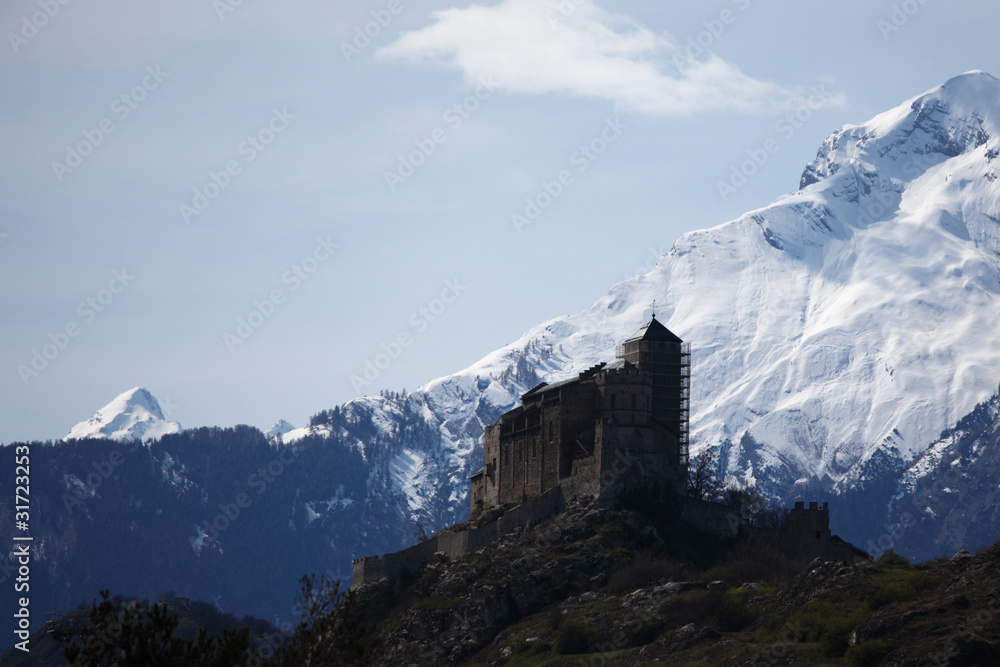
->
<box><xmin>0</xmin><ymin>427</ymin><xmax>381</xmax><ymax>632</ymax></box>
<box><xmin>58</xmin><ymin>574</ymin><xmax>373</xmax><ymax>667</ymax></box>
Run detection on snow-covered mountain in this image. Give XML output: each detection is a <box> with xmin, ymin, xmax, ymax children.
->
<box><xmin>66</xmin><ymin>387</ymin><xmax>181</xmax><ymax>442</ymax></box>
<box><xmin>882</xmin><ymin>390</ymin><xmax>1000</xmax><ymax>559</ymax></box>
<box><xmin>15</xmin><ymin>73</ymin><xmax>1000</xmax><ymax>632</ymax></box>
<box><xmin>286</xmin><ymin>71</ymin><xmax>1000</xmax><ymax>532</ymax></box>
<box><xmin>265</xmin><ymin>419</ymin><xmax>295</xmax><ymax>439</ymax></box>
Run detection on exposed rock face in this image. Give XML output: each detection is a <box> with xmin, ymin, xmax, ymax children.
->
<box><xmin>361</xmin><ymin>501</ymin><xmax>647</xmax><ymax>665</ymax></box>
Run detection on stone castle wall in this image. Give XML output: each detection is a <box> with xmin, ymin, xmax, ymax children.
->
<box><xmin>353</xmin><ymin>486</ymin><xmax>564</xmax><ymax>588</ymax></box>
<box><xmin>354</xmin><ymin>491</ymin><xmax>867</xmax><ymax>589</ymax></box>
<box><xmin>680</xmin><ymin>496</ymin><xmax>744</xmax><ymax>539</ymax></box>
<box><xmin>681</xmin><ymin>497</ymin><xmax>868</xmax><ymax>563</ymax></box>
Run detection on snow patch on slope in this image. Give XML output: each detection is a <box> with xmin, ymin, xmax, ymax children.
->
<box><xmin>390</xmin><ymin>449</ymin><xmax>430</xmax><ymax>515</ymax></box>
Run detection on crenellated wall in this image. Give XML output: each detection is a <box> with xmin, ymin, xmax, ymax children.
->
<box><xmin>353</xmin><ymin>486</ymin><xmax>564</xmax><ymax>588</ymax></box>
<box><xmin>680</xmin><ymin>497</ymin><xmax>868</xmax><ymax>562</ymax></box>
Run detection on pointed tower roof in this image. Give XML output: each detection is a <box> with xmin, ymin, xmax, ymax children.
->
<box><xmin>624</xmin><ymin>316</ymin><xmax>682</xmax><ymax>344</ymax></box>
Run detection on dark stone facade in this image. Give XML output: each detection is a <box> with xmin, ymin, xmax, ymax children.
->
<box><xmin>471</xmin><ymin>317</ymin><xmax>690</xmax><ymax>517</ymax></box>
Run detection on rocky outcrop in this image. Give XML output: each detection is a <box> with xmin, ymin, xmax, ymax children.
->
<box><xmin>355</xmin><ymin>499</ymin><xmax>1000</xmax><ymax>666</ymax></box>
<box><xmin>360</xmin><ymin>500</ymin><xmax>649</xmax><ymax>665</ymax></box>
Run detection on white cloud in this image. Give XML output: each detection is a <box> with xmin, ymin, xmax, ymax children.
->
<box><xmin>378</xmin><ymin>0</ymin><xmax>846</xmax><ymax>115</ymax></box>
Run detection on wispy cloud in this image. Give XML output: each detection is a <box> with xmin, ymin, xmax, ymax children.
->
<box><xmin>378</xmin><ymin>0</ymin><xmax>845</xmax><ymax>115</ymax></box>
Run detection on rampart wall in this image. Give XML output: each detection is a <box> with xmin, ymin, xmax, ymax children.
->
<box><xmin>352</xmin><ymin>486</ymin><xmax>564</xmax><ymax>588</ymax></box>
<box><xmin>354</xmin><ymin>493</ymin><xmax>867</xmax><ymax>588</ymax></box>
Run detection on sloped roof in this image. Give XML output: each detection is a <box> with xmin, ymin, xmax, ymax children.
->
<box><xmin>523</xmin><ymin>376</ymin><xmax>577</xmax><ymax>398</ymax></box>
<box><xmin>624</xmin><ymin>316</ymin><xmax>683</xmax><ymax>344</ymax></box>
<box><xmin>522</xmin><ymin>363</ymin><xmax>610</xmax><ymax>399</ymax></box>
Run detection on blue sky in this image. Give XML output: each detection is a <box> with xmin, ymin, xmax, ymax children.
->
<box><xmin>2</xmin><ymin>0</ymin><xmax>998</xmax><ymax>444</ymax></box>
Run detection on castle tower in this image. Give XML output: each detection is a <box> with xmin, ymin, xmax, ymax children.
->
<box><xmin>617</xmin><ymin>316</ymin><xmax>690</xmax><ymax>467</ymax></box>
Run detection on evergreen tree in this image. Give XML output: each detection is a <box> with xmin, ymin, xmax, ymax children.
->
<box><xmin>61</xmin><ymin>590</ymin><xmax>253</xmax><ymax>666</ymax></box>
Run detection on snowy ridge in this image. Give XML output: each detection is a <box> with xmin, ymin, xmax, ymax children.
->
<box><xmin>66</xmin><ymin>387</ymin><xmax>181</xmax><ymax>442</ymax></box>
<box><xmin>293</xmin><ymin>71</ymin><xmax>1000</xmax><ymax>514</ymax></box>
<box><xmin>281</xmin><ymin>340</ymin><xmax>559</xmax><ymax>525</ymax></box>
<box><xmin>877</xmin><ymin>386</ymin><xmax>1000</xmax><ymax>558</ymax></box>
<box><xmin>893</xmin><ymin>389</ymin><xmax>1000</xmax><ymax>503</ymax></box>
<box><xmin>265</xmin><ymin>419</ymin><xmax>295</xmax><ymax>440</ymax></box>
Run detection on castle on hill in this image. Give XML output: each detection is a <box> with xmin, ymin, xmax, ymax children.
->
<box><xmin>352</xmin><ymin>315</ymin><xmax>867</xmax><ymax>588</ymax></box>
<box><xmin>471</xmin><ymin>315</ymin><xmax>690</xmax><ymax>515</ymax></box>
